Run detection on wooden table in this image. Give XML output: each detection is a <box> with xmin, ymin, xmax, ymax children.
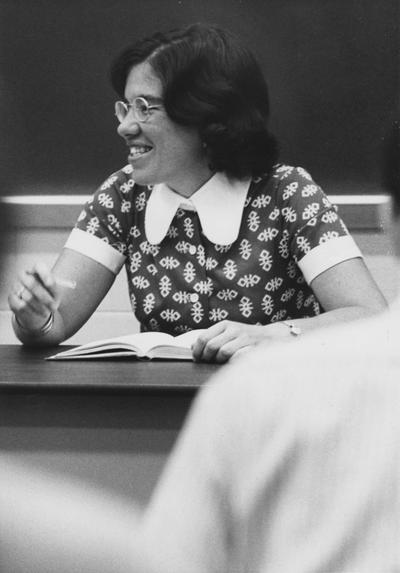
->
<box><xmin>1</xmin><ymin>345</ymin><xmax>219</xmax><ymax>392</ymax></box>
<box><xmin>0</xmin><ymin>345</ymin><xmax>220</xmax><ymax>506</ymax></box>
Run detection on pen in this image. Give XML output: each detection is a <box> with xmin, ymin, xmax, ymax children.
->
<box><xmin>26</xmin><ymin>270</ymin><xmax>77</xmax><ymax>290</ymax></box>
<box><xmin>54</xmin><ymin>278</ymin><xmax>77</xmax><ymax>290</ymax></box>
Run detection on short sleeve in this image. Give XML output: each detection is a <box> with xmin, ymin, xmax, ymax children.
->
<box><xmin>65</xmin><ymin>165</ymin><xmax>136</xmax><ymax>274</ymax></box>
<box><xmin>275</xmin><ymin>165</ymin><xmax>362</xmax><ymax>283</ymax></box>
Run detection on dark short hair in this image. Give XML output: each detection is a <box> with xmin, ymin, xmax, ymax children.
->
<box><xmin>110</xmin><ymin>23</ymin><xmax>279</xmax><ymax>179</ymax></box>
<box><xmin>382</xmin><ymin>116</ymin><xmax>400</xmax><ymax>215</ymax></box>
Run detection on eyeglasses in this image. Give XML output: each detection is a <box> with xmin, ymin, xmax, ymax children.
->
<box><xmin>114</xmin><ymin>97</ymin><xmax>163</xmax><ymax>123</ymax></box>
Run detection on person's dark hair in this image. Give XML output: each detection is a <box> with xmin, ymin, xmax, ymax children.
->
<box><xmin>382</xmin><ymin>116</ymin><xmax>400</xmax><ymax>215</ymax></box>
<box><xmin>110</xmin><ymin>23</ymin><xmax>279</xmax><ymax>179</ymax></box>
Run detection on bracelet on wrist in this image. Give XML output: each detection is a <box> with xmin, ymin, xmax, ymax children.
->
<box><xmin>282</xmin><ymin>320</ymin><xmax>301</xmax><ymax>337</ymax></box>
<box><xmin>14</xmin><ymin>311</ymin><xmax>55</xmax><ymax>336</ymax></box>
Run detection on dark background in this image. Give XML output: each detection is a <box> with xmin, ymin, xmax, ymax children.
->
<box><xmin>1</xmin><ymin>0</ymin><xmax>399</xmax><ymax>196</ymax></box>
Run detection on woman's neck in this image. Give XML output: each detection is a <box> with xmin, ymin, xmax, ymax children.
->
<box><xmin>167</xmin><ymin>167</ymin><xmax>215</xmax><ymax>198</ymax></box>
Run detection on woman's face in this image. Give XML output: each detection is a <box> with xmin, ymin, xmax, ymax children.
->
<box><xmin>117</xmin><ymin>61</ymin><xmax>212</xmax><ymax>197</ymax></box>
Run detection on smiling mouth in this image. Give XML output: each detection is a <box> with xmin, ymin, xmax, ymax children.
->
<box><xmin>128</xmin><ymin>145</ymin><xmax>152</xmax><ymax>160</ymax></box>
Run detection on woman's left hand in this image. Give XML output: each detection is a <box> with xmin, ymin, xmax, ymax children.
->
<box><xmin>191</xmin><ymin>320</ymin><xmax>291</xmax><ymax>363</ymax></box>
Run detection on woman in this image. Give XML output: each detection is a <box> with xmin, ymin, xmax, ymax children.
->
<box><xmin>9</xmin><ymin>23</ymin><xmax>386</xmax><ymax>362</ymax></box>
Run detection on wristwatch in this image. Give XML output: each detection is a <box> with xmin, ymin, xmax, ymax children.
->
<box><xmin>283</xmin><ymin>320</ymin><xmax>302</xmax><ymax>337</ymax></box>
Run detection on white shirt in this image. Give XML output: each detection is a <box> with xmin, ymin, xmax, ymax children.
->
<box><xmin>141</xmin><ymin>303</ymin><xmax>400</xmax><ymax>573</ymax></box>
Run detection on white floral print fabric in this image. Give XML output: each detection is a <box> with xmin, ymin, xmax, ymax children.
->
<box><xmin>75</xmin><ymin>164</ymin><xmax>355</xmax><ymax>334</ymax></box>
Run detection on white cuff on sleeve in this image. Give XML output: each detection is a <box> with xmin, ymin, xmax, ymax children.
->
<box><xmin>298</xmin><ymin>235</ymin><xmax>363</xmax><ymax>284</ymax></box>
<box><xmin>64</xmin><ymin>228</ymin><xmax>126</xmax><ymax>275</ymax></box>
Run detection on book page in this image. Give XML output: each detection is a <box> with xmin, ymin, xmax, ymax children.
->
<box><xmin>48</xmin><ymin>329</ymin><xmax>206</xmax><ymax>360</ymax></box>
<box><xmin>111</xmin><ymin>332</ymin><xmax>176</xmax><ymax>354</ymax></box>
<box><xmin>101</xmin><ymin>330</ymin><xmax>204</xmax><ymax>352</ymax></box>
<box><xmin>173</xmin><ymin>329</ymin><xmax>206</xmax><ymax>348</ymax></box>
<box><xmin>52</xmin><ymin>332</ymin><xmax>175</xmax><ymax>357</ymax></box>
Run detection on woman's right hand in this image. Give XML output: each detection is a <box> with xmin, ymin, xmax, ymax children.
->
<box><xmin>8</xmin><ymin>262</ymin><xmax>61</xmax><ymax>332</ymax></box>
<box><xmin>9</xmin><ymin>249</ymin><xmax>116</xmax><ymax>346</ymax></box>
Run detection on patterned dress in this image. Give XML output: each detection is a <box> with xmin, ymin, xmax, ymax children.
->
<box><xmin>65</xmin><ymin>164</ymin><xmax>361</xmax><ymax>334</ymax></box>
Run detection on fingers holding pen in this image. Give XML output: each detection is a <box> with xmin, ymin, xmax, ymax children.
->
<box><xmin>23</xmin><ymin>268</ymin><xmax>59</xmax><ymax>311</ymax></box>
<box><xmin>8</xmin><ymin>259</ymin><xmax>78</xmax><ymax>338</ymax></box>
<box><xmin>29</xmin><ymin>262</ymin><xmax>61</xmax><ymax>301</ymax></box>
<box><xmin>9</xmin><ymin>263</ymin><xmax>61</xmax><ymax>316</ymax></box>
<box><xmin>30</xmin><ymin>261</ymin><xmax>77</xmax><ymax>296</ymax></box>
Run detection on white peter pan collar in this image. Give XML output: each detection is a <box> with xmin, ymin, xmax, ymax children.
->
<box><xmin>145</xmin><ymin>172</ymin><xmax>251</xmax><ymax>245</ymax></box>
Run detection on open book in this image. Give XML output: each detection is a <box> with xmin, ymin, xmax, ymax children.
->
<box><xmin>46</xmin><ymin>329</ymin><xmax>205</xmax><ymax>361</ymax></box>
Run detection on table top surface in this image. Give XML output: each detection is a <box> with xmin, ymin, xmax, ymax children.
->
<box><xmin>0</xmin><ymin>345</ymin><xmax>221</xmax><ymax>394</ymax></box>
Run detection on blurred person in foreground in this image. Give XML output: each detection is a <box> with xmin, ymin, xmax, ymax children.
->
<box><xmin>1</xmin><ymin>119</ymin><xmax>399</xmax><ymax>571</ymax></box>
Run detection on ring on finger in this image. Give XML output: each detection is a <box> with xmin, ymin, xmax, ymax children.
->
<box><xmin>17</xmin><ymin>287</ymin><xmax>25</xmax><ymax>299</ymax></box>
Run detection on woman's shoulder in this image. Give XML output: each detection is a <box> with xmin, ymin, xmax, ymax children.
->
<box><xmin>269</xmin><ymin>163</ymin><xmax>316</xmax><ymax>185</ymax></box>
<box><xmin>92</xmin><ymin>165</ymin><xmax>152</xmax><ymax>205</ymax></box>
<box><xmin>249</xmin><ymin>164</ymin><xmax>316</xmax><ymax>191</ymax></box>
<box><xmin>97</xmin><ymin>164</ymin><xmax>136</xmax><ymax>193</ymax></box>
<box><xmin>248</xmin><ymin>164</ymin><xmax>318</xmax><ymax>200</ymax></box>
<box><xmin>248</xmin><ymin>163</ymin><xmax>329</xmax><ymax>217</ymax></box>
